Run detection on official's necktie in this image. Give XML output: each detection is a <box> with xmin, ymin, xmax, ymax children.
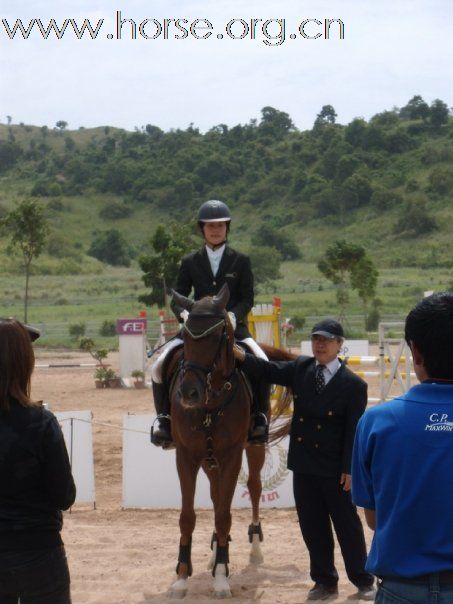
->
<box><xmin>315</xmin><ymin>364</ymin><xmax>326</xmax><ymax>394</ymax></box>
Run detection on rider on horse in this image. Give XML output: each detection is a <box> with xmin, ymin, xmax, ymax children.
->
<box><xmin>150</xmin><ymin>199</ymin><xmax>270</xmax><ymax>448</ymax></box>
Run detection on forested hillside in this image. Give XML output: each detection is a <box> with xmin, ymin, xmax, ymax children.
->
<box><xmin>1</xmin><ymin>96</ymin><xmax>452</xmax><ymax>274</ymax></box>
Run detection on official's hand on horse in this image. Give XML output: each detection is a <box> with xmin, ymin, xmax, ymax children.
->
<box><xmin>233</xmin><ymin>344</ymin><xmax>245</xmax><ymax>362</ymax></box>
<box><xmin>340</xmin><ymin>473</ymin><xmax>352</xmax><ymax>491</ymax></box>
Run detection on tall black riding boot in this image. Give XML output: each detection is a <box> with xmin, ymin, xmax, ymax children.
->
<box><xmin>249</xmin><ymin>381</ymin><xmax>271</xmax><ymax>445</ymax></box>
<box><xmin>150</xmin><ymin>381</ymin><xmax>173</xmax><ymax>448</ymax></box>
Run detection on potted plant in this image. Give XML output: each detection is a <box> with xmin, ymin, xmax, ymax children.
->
<box><xmin>80</xmin><ymin>337</ymin><xmax>119</xmax><ymax>388</ymax></box>
<box><xmin>105</xmin><ymin>368</ymin><xmax>122</xmax><ymax>388</ymax></box>
<box><xmin>131</xmin><ymin>369</ymin><xmax>146</xmax><ymax>389</ymax></box>
<box><xmin>94</xmin><ymin>366</ymin><xmax>110</xmax><ymax>388</ymax></box>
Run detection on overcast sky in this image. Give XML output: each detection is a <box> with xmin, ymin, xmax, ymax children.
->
<box><xmin>0</xmin><ymin>0</ymin><xmax>451</xmax><ymax>132</ymax></box>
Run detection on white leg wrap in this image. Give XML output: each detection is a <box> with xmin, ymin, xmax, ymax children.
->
<box><xmin>151</xmin><ymin>337</ymin><xmax>183</xmax><ymax>383</ymax></box>
<box><xmin>238</xmin><ymin>337</ymin><xmax>268</xmax><ymax>360</ymax></box>
<box><xmin>249</xmin><ymin>532</ymin><xmax>264</xmax><ymax>564</ymax></box>
<box><xmin>170</xmin><ymin>577</ymin><xmax>188</xmax><ymax>599</ymax></box>
<box><xmin>213</xmin><ymin>564</ymin><xmax>231</xmax><ymax>598</ymax></box>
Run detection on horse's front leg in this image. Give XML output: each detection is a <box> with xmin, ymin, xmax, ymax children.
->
<box><xmin>170</xmin><ymin>447</ymin><xmax>199</xmax><ymax>599</ymax></box>
<box><xmin>211</xmin><ymin>449</ymin><xmax>243</xmax><ymax>598</ymax></box>
<box><xmin>245</xmin><ymin>444</ymin><xmax>266</xmax><ymax>564</ymax></box>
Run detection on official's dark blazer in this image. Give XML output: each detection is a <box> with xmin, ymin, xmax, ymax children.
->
<box><xmin>242</xmin><ymin>354</ymin><xmax>368</xmax><ymax>476</ymax></box>
<box><xmin>171</xmin><ymin>245</ymin><xmax>254</xmax><ymax>340</ymax></box>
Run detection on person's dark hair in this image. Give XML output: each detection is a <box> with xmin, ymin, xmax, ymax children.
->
<box><xmin>405</xmin><ymin>292</ymin><xmax>453</xmax><ymax>379</ymax></box>
<box><xmin>0</xmin><ymin>318</ymin><xmax>37</xmax><ymax>410</ymax></box>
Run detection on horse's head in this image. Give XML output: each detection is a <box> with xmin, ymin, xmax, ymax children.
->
<box><xmin>172</xmin><ymin>284</ymin><xmax>235</xmax><ymax>408</ymax></box>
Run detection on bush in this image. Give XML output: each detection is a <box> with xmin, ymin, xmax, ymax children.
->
<box><xmin>88</xmin><ymin>229</ymin><xmax>133</xmax><ymax>267</ymax></box>
<box><xmin>99</xmin><ymin>202</ymin><xmax>133</xmax><ymax>220</ymax></box>
<box><xmin>69</xmin><ymin>322</ymin><xmax>86</xmax><ymax>339</ymax></box>
<box><xmin>99</xmin><ymin>320</ymin><xmax>116</xmax><ymax>337</ymax></box>
<box><xmin>291</xmin><ymin>314</ymin><xmax>306</xmax><ymax>330</ymax></box>
<box><xmin>393</xmin><ymin>199</ymin><xmax>438</xmax><ymax>236</ymax></box>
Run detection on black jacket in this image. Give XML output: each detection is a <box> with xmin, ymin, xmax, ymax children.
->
<box><xmin>242</xmin><ymin>354</ymin><xmax>368</xmax><ymax>477</ymax></box>
<box><xmin>171</xmin><ymin>245</ymin><xmax>254</xmax><ymax>339</ymax></box>
<box><xmin>0</xmin><ymin>400</ymin><xmax>76</xmax><ymax>552</ymax></box>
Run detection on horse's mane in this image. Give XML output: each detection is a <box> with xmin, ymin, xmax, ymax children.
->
<box><xmin>257</xmin><ymin>343</ymin><xmax>297</xmax><ymax>444</ymax></box>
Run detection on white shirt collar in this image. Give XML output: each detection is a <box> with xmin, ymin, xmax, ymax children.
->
<box><xmin>205</xmin><ymin>244</ymin><xmax>225</xmax><ymax>259</ymax></box>
<box><xmin>316</xmin><ymin>357</ymin><xmax>341</xmax><ymax>376</ymax></box>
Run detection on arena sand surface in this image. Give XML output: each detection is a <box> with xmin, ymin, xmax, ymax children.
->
<box><xmin>32</xmin><ymin>350</ymin><xmax>379</xmax><ymax>604</ymax></box>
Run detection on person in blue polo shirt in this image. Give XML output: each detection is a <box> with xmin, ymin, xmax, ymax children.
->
<box><xmin>352</xmin><ymin>292</ymin><xmax>453</xmax><ymax>603</ymax></box>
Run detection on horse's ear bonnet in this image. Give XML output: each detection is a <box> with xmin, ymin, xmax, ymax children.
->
<box><xmin>213</xmin><ymin>284</ymin><xmax>230</xmax><ymax>311</ymax></box>
<box><xmin>172</xmin><ymin>290</ymin><xmax>194</xmax><ymax>311</ymax></box>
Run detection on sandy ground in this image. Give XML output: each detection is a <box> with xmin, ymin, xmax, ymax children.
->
<box><xmin>31</xmin><ymin>350</ymin><xmax>382</xmax><ymax>604</ymax></box>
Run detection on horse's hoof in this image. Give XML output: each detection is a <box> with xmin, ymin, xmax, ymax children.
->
<box><xmin>170</xmin><ymin>578</ymin><xmax>188</xmax><ymax>599</ymax></box>
<box><xmin>214</xmin><ymin>589</ymin><xmax>232</xmax><ymax>599</ymax></box>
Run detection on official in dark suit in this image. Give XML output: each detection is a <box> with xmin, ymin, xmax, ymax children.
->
<box><xmin>234</xmin><ymin>319</ymin><xmax>375</xmax><ymax>601</ymax></box>
<box><xmin>151</xmin><ymin>200</ymin><xmax>269</xmax><ymax>448</ymax></box>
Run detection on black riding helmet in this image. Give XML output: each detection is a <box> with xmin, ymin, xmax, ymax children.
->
<box><xmin>198</xmin><ymin>199</ymin><xmax>231</xmax><ymax>223</ymax></box>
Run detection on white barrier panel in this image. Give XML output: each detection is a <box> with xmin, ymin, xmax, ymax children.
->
<box><xmin>301</xmin><ymin>339</ymin><xmax>369</xmax><ymax>357</ymax></box>
<box><xmin>56</xmin><ymin>411</ymin><xmax>96</xmax><ymax>505</ymax></box>
<box><xmin>122</xmin><ymin>415</ymin><xmax>293</xmax><ymax>509</ymax></box>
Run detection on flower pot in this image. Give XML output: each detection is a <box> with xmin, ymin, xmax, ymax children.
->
<box><xmin>95</xmin><ymin>379</ymin><xmax>104</xmax><ymax>389</ymax></box>
<box><xmin>134</xmin><ymin>380</ymin><xmax>145</xmax><ymax>389</ymax></box>
<box><xmin>107</xmin><ymin>377</ymin><xmax>122</xmax><ymax>388</ymax></box>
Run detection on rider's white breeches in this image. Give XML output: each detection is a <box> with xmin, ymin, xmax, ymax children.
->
<box><xmin>151</xmin><ymin>336</ymin><xmax>268</xmax><ymax>383</ymax></box>
<box><xmin>151</xmin><ymin>338</ymin><xmax>183</xmax><ymax>383</ymax></box>
<box><xmin>239</xmin><ymin>337</ymin><xmax>269</xmax><ymax>360</ymax></box>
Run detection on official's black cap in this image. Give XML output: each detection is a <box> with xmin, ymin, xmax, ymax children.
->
<box><xmin>311</xmin><ymin>319</ymin><xmax>344</xmax><ymax>340</ymax></box>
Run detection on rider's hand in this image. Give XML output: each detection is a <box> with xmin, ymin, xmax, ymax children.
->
<box><xmin>227</xmin><ymin>312</ymin><xmax>237</xmax><ymax>331</ymax></box>
<box><xmin>180</xmin><ymin>310</ymin><xmax>189</xmax><ymax>323</ymax></box>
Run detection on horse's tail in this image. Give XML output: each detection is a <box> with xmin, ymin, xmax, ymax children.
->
<box><xmin>258</xmin><ymin>343</ymin><xmax>298</xmax><ymax>444</ymax></box>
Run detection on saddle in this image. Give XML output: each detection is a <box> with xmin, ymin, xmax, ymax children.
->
<box><xmin>161</xmin><ymin>340</ymin><xmax>259</xmax><ymax>416</ymax></box>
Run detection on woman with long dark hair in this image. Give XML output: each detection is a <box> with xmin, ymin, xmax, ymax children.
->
<box><xmin>0</xmin><ymin>318</ymin><xmax>76</xmax><ymax>604</ymax></box>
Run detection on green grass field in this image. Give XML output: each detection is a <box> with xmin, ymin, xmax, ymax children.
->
<box><xmin>1</xmin><ymin>262</ymin><xmax>451</xmax><ymax>349</ymax></box>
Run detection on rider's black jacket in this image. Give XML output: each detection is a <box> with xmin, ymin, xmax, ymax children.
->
<box><xmin>0</xmin><ymin>399</ymin><xmax>76</xmax><ymax>552</ymax></box>
<box><xmin>171</xmin><ymin>245</ymin><xmax>254</xmax><ymax>340</ymax></box>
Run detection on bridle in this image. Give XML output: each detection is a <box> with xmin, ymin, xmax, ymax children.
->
<box><xmin>178</xmin><ymin>309</ymin><xmax>238</xmax><ymax>468</ymax></box>
<box><xmin>180</xmin><ymin>310</ymin><xmax>235</xmax><ymax>407</ymax></box>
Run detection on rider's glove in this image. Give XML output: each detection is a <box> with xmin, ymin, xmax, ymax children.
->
<box><xmin>228</xmin><ymin>312</ymin><xmax>237</xmax><ymax>331</ymax></box>
<box><xmin>180</xmin><ymin>310</ymin><xmax>189</xmax><ymax>323</ymax></box>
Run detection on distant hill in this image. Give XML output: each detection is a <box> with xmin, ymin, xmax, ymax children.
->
<box><xmin>1</xmin><ymin>97</ymin><xmax>453</xmax><ymax>276</ymax></box>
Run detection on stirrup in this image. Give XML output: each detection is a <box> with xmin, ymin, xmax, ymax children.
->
<box><xmin>150</xmin><ymin>415</ymin><xmax>174</xmax><ymax>448</ymax></box>
<box><xmin>248</xmin><ymin>413</ymin><xmax>269</xmax><ymax>445</ymax></box>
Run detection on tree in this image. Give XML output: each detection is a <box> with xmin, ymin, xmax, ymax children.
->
<box><xmin>87</xmin><ymin>229</ymin><xmax>133</xmax><ymax>266</ymax></box>
<box><xmin>138</xmin><ymin>223</ymin><xmax>195</xmax><ymax>309</ymax></box>
<box><xmin>1</xmin><ymin>199</ymin><xmax>49</xmax><ymax>322</ymax></box>
<box><xmin>251</xmin><ymin>224</ymin><xmax>301</xmax><ymax>260</ymax></box>
<box><xmin>314</xmin><ymin>105</ymin><xmax>337</xmax><ymax>128</ymax></box>
<box><xmin>259</xmin><ymin>106</ymin><xmax>294</xmax><ymax>139</ymax></box>
<box><xmin>399</xmin><ymin>95</ymin><xmax>430</xmax><ymax>121</ymax></box>
<box><xmin>350</xmin><ymin>256</ymin><xmax>378</xmax><ymax>322</ymax></box>
<box><xmin>248</xmin><ymin>246</ymin><xmax>282</xmax><ymax>288</ymax></box>
<box><xmin>55</xmin><ymin>120</ymin><xmax>68</xmax><ymax>132</ymax></box>
<box><xmin>429</xmin><ymin>99</ymin><xmax>449</xmax><ymax>129</ymax></box>
<box><xmin>318</xmin><ymin>240</ymin><xmax>378</xmax><ymax>326</ymax></box>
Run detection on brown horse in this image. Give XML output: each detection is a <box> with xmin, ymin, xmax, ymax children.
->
<box><xmin>167</xmin><ymin>284</ymin><xmax>266</xmax><ymax>599</ymax></box>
